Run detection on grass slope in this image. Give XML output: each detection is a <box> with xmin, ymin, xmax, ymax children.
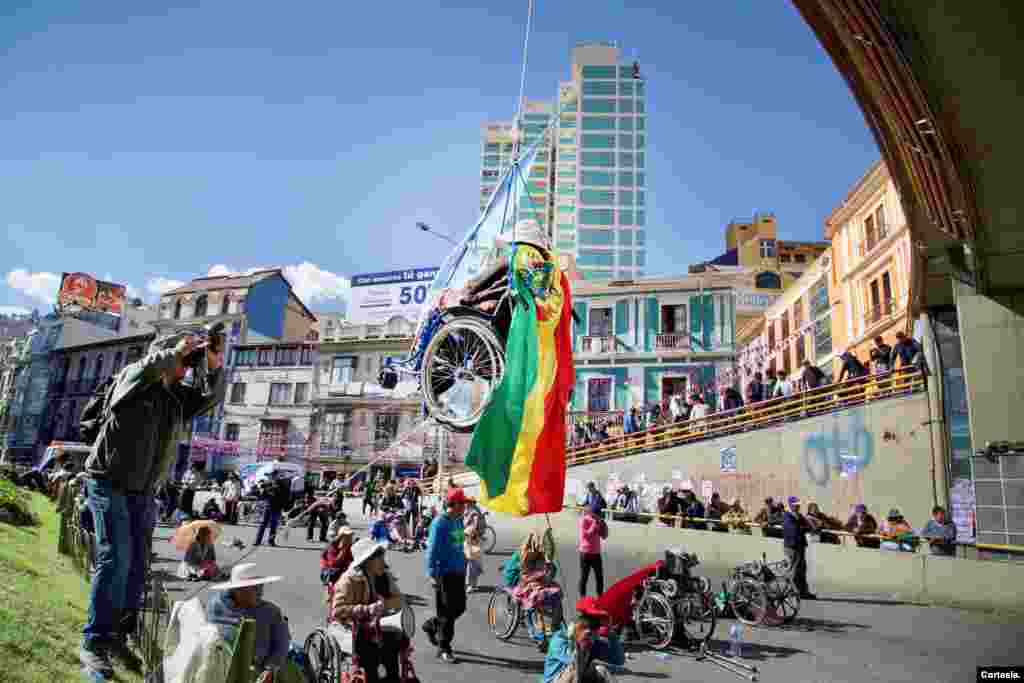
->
<box><xmin>0</xmin><ymin>492</ymin><xmax>143</xmax><ymax>683</ymax></box>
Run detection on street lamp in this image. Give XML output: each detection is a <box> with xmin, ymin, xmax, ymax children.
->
<box><xmin>416</xmin><ymin>222</ymin><xmax>458</xmax><ymax>246</ymax></box>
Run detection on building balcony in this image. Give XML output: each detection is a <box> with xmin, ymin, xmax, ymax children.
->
<box><xmin>858</xmin><ymin>229</ymin><xmax>890</xmax><ymax>258</ymax></box>
<box><xmin>655</xmin><ymin>334</ymin><xmax>690</xmax><ymax>353</ymax></box>
<box><xmin>578</xmin><ymin>336</ymin><xmax>616</xmax><ymax>355</ymax></box>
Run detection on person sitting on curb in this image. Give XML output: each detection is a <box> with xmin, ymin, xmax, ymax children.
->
<box><xmin>805</xmin><ymin>502</ymin><xmax>843</xmax><ymax>543</ymax></box>
<box><xmin>880</xmin><ymin>509</ymin><xmax>916</xmax><ymax>551</ymax></box>
<box><xmin>544</xmin><ymin>597</ymin><xmax>625</xmax><ymax>683</ymax></box>
<box><xmin>206</xmin><ymin>563</ymin><xmax>291</xmax><ymax>676</ymax></box>
<box><xmin>919</xmin><ymin>505</ymin><xmax>957</xmax><ymax>556</ymax></box>
<box><xmin>845</xmin><ymin>503</ymin><xmax>880</xmax><ymax>548</ymax></box>
<box><xmin>330</xmin><ymin>539</ymin><xmax>414</xmax><ymax>683</ymax></box>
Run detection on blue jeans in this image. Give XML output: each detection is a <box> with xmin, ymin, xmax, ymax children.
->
<box><xmin>255</xmin><ymin>507</ymin><xmax>282</xmax><ymax>545</ymax></box>
<box><xmin>83</xmin><ymin>480</ymin><xmax>156</xmax><ymax>649</ymax></box>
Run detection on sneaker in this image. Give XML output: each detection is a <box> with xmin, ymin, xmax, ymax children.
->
<box><xmin>421</xmin><ymin>619</ymin><xmax>438</xmax><ymax>647</ymax></box>
<box><xmin>268</xmin><ymin>540</ymin><xmax>277</xmax><ymax>547</ymax></box>
<box><xmin>106</xmin><ymin>639</ymin><xmax>143</xmax><ymax>673</ymax></box>
<box><xmin>438</xmin><ymin>651</ymin><xmax>457</xmax><ymax>664</ymax></box>
<box><xmin>79</xmin><ymin>646</ymin><xmax>114</xmax><ymax>680</ymax></box>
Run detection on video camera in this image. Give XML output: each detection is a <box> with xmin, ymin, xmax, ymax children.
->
<box><xmin>181</xmin><ymin>321</ymin><xmax>227</xmax><ymax>370</ymax></box>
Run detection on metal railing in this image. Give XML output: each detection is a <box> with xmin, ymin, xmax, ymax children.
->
<box><xmin>564</xmin><ymin>368</ymin><xmax>925</xmax><ymax>467</ymax></box>
<box><xmin>655</xmin><ymin>333</ymin><xmax>689</xmax><ymax>352</ymax></box>
<box><xmin>579</xmin><ymin>336</ymin><xmax>615</xmax><ymax>354</ymax></box>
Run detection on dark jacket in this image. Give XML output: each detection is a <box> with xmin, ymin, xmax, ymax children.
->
<box><xmin>783</xmin><ymin>510</ymin><xmax>809</xmax><ymax>549</ymax></box>
<box><xmin>84</xmin><ymin>347</ymin><xmax>226</xmax><ymax>495</ymax></box>
<box><xmin>892</xmin><ymin>339</ymin><xmax>923</xmax><ymax>367</ymax></box>
<box><xmin>870</xmin><ymin>344</ymin><xmax>893</xmax><ymax>372</ymax></box>
<box><xmin>838</xmin><ymin>352</ymin><xmax>867</xmax><ymax>382</ymax></box>
<box><xmin>801</xmin><ymin>365</ymin><xmax>823</xmax><ymax>389</ymax></box>
<box><xmin>270</xmin><ymin>480</ymin><xmax>291</xmax><ymax>512</ymax></box>
<box><xmin>746</xmin><ymin>380</ymin><xmax>764</xmax><ymax>404</ymax></box>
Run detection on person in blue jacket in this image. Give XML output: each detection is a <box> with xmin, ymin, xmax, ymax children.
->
<box><xmin>422</xmin><ymin>487</ymin><xmax>468</xmax><ymax>664</ymax></box>
<box><xmin>544</xmin><ymin>596</ymin><xmax>624</xmax><ymax>683</ymax></box>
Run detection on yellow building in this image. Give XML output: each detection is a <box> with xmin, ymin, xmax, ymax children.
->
<box><xmin>825</xmin><ymin>161</ymin><xmax>913</xmax><ymax>370</ymax></box>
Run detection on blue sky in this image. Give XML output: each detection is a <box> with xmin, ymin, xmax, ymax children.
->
<box><xmin>0</xmin><ymin>0</ymin><xmax>878</xmax><ymax>316</ymax></box>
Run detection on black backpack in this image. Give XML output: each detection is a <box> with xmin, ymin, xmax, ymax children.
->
<box><xmin>79</xmin><ymin>376</ymin><xmax>117</xmax><ymax>444</ymax></box>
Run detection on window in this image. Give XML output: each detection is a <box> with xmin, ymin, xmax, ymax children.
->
<box><xmin>619</xmin><ymin>171</ymin><xmax>634</xmax><ymax>186</ymax></box>
<box><xmin>581</xmin><ymin>152</ymin><xmax>615</xmax><ymax>167</ymax></box>
<box><xmin>258</xmin><ymin>420</ymin><xmax>288</xmax><ymax>455</ymax></box>
<box><xmin>578</xmin><ymin>250</ymin><xmax>615</xmax><ymax>267</ymax></box>
<box><xmin>374</xmin><ymin>413</ymin><xmax>400</xmax><ymax>450</ymax></box>
<box><xmin>483</xmin><ymin>156</ymin><xmax>500</xmax><ymax>168</ymax></box>
<box><xmin>755</xmin><ymin>272</ymin><xmax>782</xmax><ymax>289</ymax></box>
<box><xmin>781</xmin><ymin>311</ymin><xmax>790</xmax><ymax>340</ymax></box>
<box><xmin>582</xmin><ymin>80</ymin><xmax>617</xmax><ymax>96</ymax></box>
<box><xmin>582</xmin><ymin>99</ymin><xmax>616</xmax><ymax>114</ymax></box>
<box><xmin>618</xmin><ymin>230</ymin><xmax>633</xmax><ymax>246</ymax></box>
<box><xmin>794</xmin><ymin>254</ymin><xmax>807</xmax><ymax>263</ymax></box>
<box><xmin>793</xmin><ymin>300</ymin><xmax>803</xmax><ymax>329</ymax></box>
<box><xmin>875</xmin><ymin>204</ymin><xmax>887</xmax><ymax>238</ymax></box>
<box><xmin>194</xmin><ymin>295</ymin><xmax>208</xmax><ymax>317</ymax></box>
<box><xmin>619</xmin><ymin>191</ymin><xmax>634</xmax><ymax>206</ymax></box>
<box><xmin>619</xmin><ymin>152</ymin><xmax>635</xmax><ymax>167</ymax></box>
<box><xmin>619</xmin><ymin>117</ymin><xmax>634</xmax><ymax>131</ymax></box>
<box><xmin>321</xmin><ymin>411</ymin><xmax>351</xmax><ymax>449</ymax></box>
<box><xmin>619</xmin><ymin>99</ymin><xmax>634</xmax><ymax>113</ymax></box>
<box><xmin>220</xmin><ymin>294</ymin><xmax>231</xmax><ymax>315</ymax></box>
<box><xmin>581</xmin><ymin>171</ymin><xmax>614</xmax><ymax>186</ymax></box>
<box><xmin>225</xmin><ymin>424</ymin><xmax>240</xmax><ymax>442</ymax></box>
<box><xmin>620</xmin><ymin>210</ymin><xmax>634</xmax><ymax>225</ymax></box>
<box><xmin>294</xmin><ymin>382</ymin><xmax>309</xmax><ymax>404</ymax></box>
<box><xmin>269</xmin><ymin>383</ymin><xmax>293</xmax><ymax>405</ymax></box>
<box><xmin>759</xmin><ymin>239</ymin><xmax>776</xmax><ymax>258</ymax></box>
<box><xmin>882</xmin><ymin>271</ymin><xmax>893</xmax><ymax>303</ymax></box>
<box><xmin>230</xmin><ymin>383</ymin><xmax>247</xmax><ymax>404</ymax></box>
<box><xmin>580</xmin><ymin>189</ymin><xmax>614</xmax><ymax>205</ymax></box>
<box><xmin>619</xmin><ymin>81</ymin><xmax>634</xmax><ymax>96</ymax></box>
<box><xmin>579</xmin><ymin>229</ymin><xmax>615</xmax><ymax>246</ymax></box>
<box><xmin>809</xmin><ymin>278</ymin><xmax>829</xmax><ymax>318</ymax></box>
<box><xmin>332</xmin><ymin>356</ymin><xmax>355</xmax><ymax>384</ymax></box>
<box><xmin>582</xmin><ymin>66</ymin><xmax>617</xmax><ymax>79</ymax></box>
<box><xmin>619</xmin><ymin>251</ymin><xmax>634</xmax><ymax>266</ymax></box>
<box><xmin>814</xmin><ymin>316</ymin><xmax>832</xmax><ymax>358</ymax></box>
<box><xmin>581</xmin><ymin>134</ymin><xmax>615</xmax><ymax>149</ymax></box>
<box><xmin>589</xmin><ymin>308</ymin><xmax>613</xmax><ymax>337</ymax></box>
<box><xmin>257</xmin><ymin>348</ymin><xmax>273</xmax><ymax>366</ymax></box>
<box><xmin>579</xmin><ymin>208</ymin><xmax>614</xmax><ymax>225</ymax></box>
<box><xmin>618</xmin><ymin>134</ymin><xmax>633</xmax><ymax>150</ymax></box>
<box><xmin>174</xmin><ymin>300</ymin><xmax>182</xmax><ymax>319</ymax></box>
<box><xmin>661</xmin><ymin>305</ymin><xmax>687</xmax><ymax>334</ymax></box>
<box><xmin>796</xmin><ymin>334</ymin><xmax>806</xmax><ymax>365</ymax></box>
<box><xmin>587</xmin><ymin>378</ymin><xmax>612</xmax><ymax>411</ymax></box>
<box><xmin>234</xmin><ymin>348</ymin><xmax>256</xmax><ymax>366</ymax></box>
<box><xmin>274</xmin><ymin>346</ymin><xmax>299</xmax><ymax>366</ymax></box>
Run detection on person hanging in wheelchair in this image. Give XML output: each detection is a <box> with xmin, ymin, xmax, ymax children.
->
<box><xmin>544</xmin><ymin>597</ymin><xmax>625</xmax><ymax>683</ymax></box>
<box><xmin>504</xmin><ymin>531</ymin><xmax>564</xmax><ymax>649</ymax></box>
<box><xmin>329</xmin><ymin>538</ymin><xmax>415</xmax><ymax>683</ymax></box>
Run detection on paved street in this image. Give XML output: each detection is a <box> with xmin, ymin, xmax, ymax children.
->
<box><xmin>151</xmin><ymin>498</ymin><xmax>1024</xmax><ymax>683</ymax></box>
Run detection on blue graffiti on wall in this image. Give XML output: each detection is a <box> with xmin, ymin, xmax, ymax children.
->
<box><xmin>802</xmin><ymin>407</ymin><xmax>875</xmax><ymax>486</ymax></box>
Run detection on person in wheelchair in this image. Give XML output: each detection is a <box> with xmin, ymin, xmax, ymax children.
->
<box><xmin>505</xmin><ymin>532</ymin><xmax>563</xmax><ymax>648</ymax></box>
<box><xmin>329</xmin><ymin>539</ymin><xmax>413</xmax><ymax>683</ymax></box>
<box><xmin>207</xmin><ymin>563</ymin><xmax>291</xmax><ymax>677</ymax></box>
<box><xmin>544</xmin><ymin>597</ymin><xmax>625</xmax><ymax>683</ymax></box>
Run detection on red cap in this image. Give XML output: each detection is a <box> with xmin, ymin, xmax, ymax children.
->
<box><xmin>575</xmin><ymin>596</ymin><xmax>610</xmax><ymax>620</ymax></box>
<box><xmin>446</xmin><ymin>487</ymin><xmax>469</xmax><ymax>506</ymax></box>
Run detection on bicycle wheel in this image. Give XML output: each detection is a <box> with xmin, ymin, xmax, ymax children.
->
<box><xmin>633</xmin><ymin>592</ymin><xmax>674</xmax><ymax>650</ymax></box>
<box><xmin>765</xmin><ymin>576</ymin><xmax>801</xmax><ymax>625</ymax></box>
<box><xmin>730</xmin><ymin>579</ymin><xmax>768</xmax><ymax>627</ymax></box>
<box><xmin>304</xmin><ymin>629</ymin><xmax>343</xmax><ymax>683</ymax></box>
<box><xmin>679</xmin><ymin>592</ymin><xmax>717</xmax><ymax>647</ymax></box>
<box><xmin>487</xmin><ymin>590</ymin><xmax>521</xmax><ymax>641</ymax></box>
<box><xmin>422</xmin><ymin>317</ymin><xmax>505</xmax><ymax>431</ymax></box>
<box><xmin>481</xmin><ymin>525</ymin><xmax>497</xmax><ymax>554</ymax></box>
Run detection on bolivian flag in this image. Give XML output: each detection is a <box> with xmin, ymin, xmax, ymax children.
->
<box><xmin>466</xmin><ymin>251</ymin><xmax>574</xmax><ymax>516</ymax></box>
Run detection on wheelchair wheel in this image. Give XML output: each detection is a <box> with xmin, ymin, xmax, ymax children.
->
<box><xmin>481</xmin><ymin>525</ymin><xmax>497</xmax><ymax>555</ymax></box>
<box><xmin>401</xmin><ymin>602</ymin><xmax>417</xmax><ymax>639</ymax></box>
<box><xmin>487</xmin><ymin>590</ymin><xmax>521</xmax><ymax>641</ymax></box>
<box><xmin>422</xmin><ymin>316</ymin><xmax>505</xmax><ymax>432</ymax></box>
<box><xmin>678</xmin><ymin>592</ymin><xmax>716</xmax><ymax>647</ymax></box>
<box><xmin>765</xmin><ymin>576</ymin><xmax>801</xmax><ymax>625</ymax></box>
<box><xmin>730</xmin><ymin>579</ymin><xmax>768</xmax><ymax>627</ymax></box>
<box><xmin>633</xmin><ymin>592</ymin><xmax>674</xmax><ymax>650</ymax></box>
<box><xmin>304</xmin><ymin>628</ymin><xmax>343</xmax><ymax>683</ymax></box>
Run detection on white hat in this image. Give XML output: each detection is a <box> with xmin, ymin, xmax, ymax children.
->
<box><xmin>513</xmin><ymin>219</ymin><xmax>550</xmax><ymax>252</ymax></box>
<box><xmin>349</xmin><ymin>538</ymin><xmax>388</xmax><ymax>570</ymax></box>
<box><xmin>209</xmin><ymin>563</ymin><xmax>283</xmax><ymax>591</ymax></box>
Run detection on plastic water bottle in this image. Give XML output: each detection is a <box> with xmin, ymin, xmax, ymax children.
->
<box><xmin>728</xmin><ymin>623</ymin><xmax>744</xmax><ymax>658</ymax></box>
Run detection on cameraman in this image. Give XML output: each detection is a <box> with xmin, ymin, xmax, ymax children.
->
<box><xmin>79</xmin><ymin>329</ymin><xmax>226</xmax><ymax>679</ymax></box>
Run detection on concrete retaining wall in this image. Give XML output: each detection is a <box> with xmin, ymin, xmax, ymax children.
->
<box><xmin>562</xmin><ymin>393</ymin><xmax>939</xmax><ymax>525</ymax></box>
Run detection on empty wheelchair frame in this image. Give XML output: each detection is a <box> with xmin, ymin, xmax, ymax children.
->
<box><xmin>304</xmin><ymin>604</ymin><xmax>416</xmax><ymax>683</ymax></box>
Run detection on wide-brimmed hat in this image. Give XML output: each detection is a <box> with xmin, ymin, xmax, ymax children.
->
<box><xmin>575</xmin><ymin>596</ymin><xmax>610</xmax><ymax>620</ymax></box>
<box><xmin>327</xmin><ymin>526</ymin><xmax>354</xmax><ymax>543</ymax></box>
<box><xmin>209</xmin><ymin>563</ymin><xmax>283</xmax><ymax>591</ymax></box>
<box><xmin>349</xmin><ymin>538</ymin><xmax>387</xmax><ymax>569</ymax></box>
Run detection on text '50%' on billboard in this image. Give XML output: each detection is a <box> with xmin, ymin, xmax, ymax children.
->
<box><xmin>348</xmin><ymin>268</ymin><xmax>439</xmax><ymax>325</ymax></box>
<box><xmin>57</xmin><ymin>273</ymin><xmax>127</xmax><ymax>316</ymax></box>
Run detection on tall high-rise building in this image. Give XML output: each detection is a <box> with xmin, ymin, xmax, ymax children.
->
<box><xmin>477</xmin><ymin>42</ymin><xmax>647</xmax><ymax>280</ymax></box>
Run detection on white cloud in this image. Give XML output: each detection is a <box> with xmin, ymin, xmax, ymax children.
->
<box><xmin>5</xmin><ymin>269</ymin><xmax>62</xmax><ymax>303</ymax></box>
<box><xmin>146</xmin><ymin>277</ymin><xmax>185</xmax><ymax>297</ymax></box>
<box><xmin>0</xmin><ymin>305</ymin><xmax>31</xmax><ymax>316</ymax></box>
<box><xmin>125</xmin><ymin>284</ymin><xmax>142</xmax><ymax>301</ymax></box>
<box><xmin>205</xmin><ymin>262</ymin><xmax>350</xmax><ymax>305</ymax></box>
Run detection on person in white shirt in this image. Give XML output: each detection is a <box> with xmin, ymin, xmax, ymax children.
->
<box><xmin>290</xmin><ymin>473</ymin><xmax>306</xmax><ymax>506</ymax></box>
<box><xmin>668</xmin><ymin>395</ymin><xmax>683</xmax><ymax>422</ymax></box>
<box><xmin>222</xmin><ymin>473</ymin><xmax>242</xmax><ymax>524</ymax></box>
<box><xmin>688</xmin><ymin>394</ymin><xmax>709</xmax><ymax>420</ymax></box>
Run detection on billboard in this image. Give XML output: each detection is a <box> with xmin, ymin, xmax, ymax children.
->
<box><xmin>348</xmin><ymin>267</ymin><xmax>439</xmax><ymax>325</ymax></box>
<box><xmin>57</xmin><ymin>273</ymin><xmax>127</xmax><ymax>316</ymax></box>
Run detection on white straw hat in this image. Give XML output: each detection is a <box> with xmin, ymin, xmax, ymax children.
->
<box><xmin>349</xmin><ymin>538</ymin><xmax>388</xmax><ymax>570</ymax></box>
<box><xmin>209</xmin><ymin>563</ymin><xmax>283</xmax><ymax>591</ymax></box>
